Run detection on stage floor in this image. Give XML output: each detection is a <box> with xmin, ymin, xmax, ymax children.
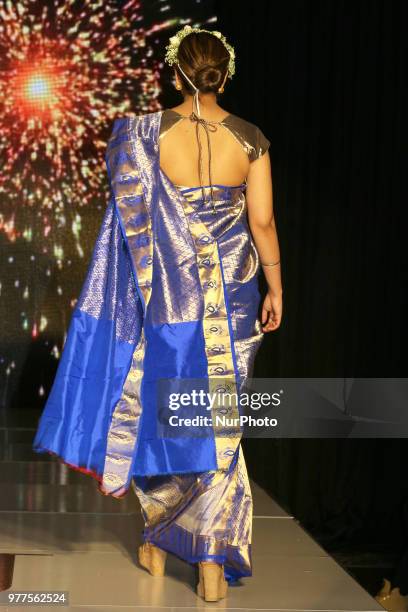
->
<box><xmin>0</xmin><ymin>418</ymin><xmax>384</xmax><ymax>611</ymax></box>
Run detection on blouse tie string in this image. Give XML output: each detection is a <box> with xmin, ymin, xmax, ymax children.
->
<box><xmin>188</xmin><ymin>111</ymin><xmax>218</xmax><ymax>211</ymax></box>
<box><xmin>176</xmin><ymin>63</ymin><xmax>219</xmax><ymax>213</ymax></box>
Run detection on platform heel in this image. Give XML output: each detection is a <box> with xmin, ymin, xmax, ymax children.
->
<box><xmin>197</xmin><ymin>561</ymin><xmax>228</xmax><ymax>602</ymax></box>
<box><xmin>138</xmin><ymin>542</ymin><xmax>167</xmax><ymax>576</ymax></box>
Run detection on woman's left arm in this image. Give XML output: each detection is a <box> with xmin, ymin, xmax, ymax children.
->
<box><xmin>246</xmin><ymin>151</ymin><xmax>283</xmax><ymax>333</ymax></box>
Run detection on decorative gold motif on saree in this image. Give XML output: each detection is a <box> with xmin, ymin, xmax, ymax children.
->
<box><xmin>100</xmin><ymin>117</ymin><xmax>153</xmax><ymax>497</ymax></box>
<box><xmin>176</xmin><ymin>188</ymin><xmax>242</xmax><ymax>470</ymax></box>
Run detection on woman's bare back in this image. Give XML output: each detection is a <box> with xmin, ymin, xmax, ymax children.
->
<box><xmin>159</xmin><ymin>107</ymin><xmax>270</xmax><ymax>188</ymax></box>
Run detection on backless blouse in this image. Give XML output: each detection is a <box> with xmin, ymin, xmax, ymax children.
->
<box><xmin>159</xmin><ymin>109</ymin><xmax>270</xmax><ymax>196</ymax></box>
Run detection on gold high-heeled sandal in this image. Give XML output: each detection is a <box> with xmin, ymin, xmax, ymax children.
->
<box><xmin>138</xmin><ymin>541</ymin><xmax>167</xmax><ymax>577</ymax></box>
<box><xmin>197</xmin><ymin>561</ymin><xmax>228</xmax><ymax>602</ymax></box>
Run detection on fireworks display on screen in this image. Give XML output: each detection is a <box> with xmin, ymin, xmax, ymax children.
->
<box><xmin>0</xmin><ymin>0</ymin><xmax>216</xmax><ymax>408</ymax></box>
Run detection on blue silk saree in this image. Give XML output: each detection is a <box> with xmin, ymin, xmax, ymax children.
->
<box><xmin>32</xmin><ymin>109</ymin><xmax>266</xmax><ymax>580</ymax></box>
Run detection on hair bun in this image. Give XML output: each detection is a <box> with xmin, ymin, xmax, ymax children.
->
<box><xmin>175</xmin><ymin>32</ymin><xmax>230</xmax><ymax>94</ymax></box>
<box><xmin>194</xmin><ymin>65</ymin><xmax>223</xmax><ymax>92</ymax></box>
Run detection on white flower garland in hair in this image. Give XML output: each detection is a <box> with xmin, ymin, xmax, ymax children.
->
<box><xmin>164</xmin><ymin>24</ymin><xmax>236</xmax><ymax>79</ymax></box>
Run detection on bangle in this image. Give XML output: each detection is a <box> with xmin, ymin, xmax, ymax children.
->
<box><xmin>261</xmin><ymin>259</ymin><xmax>280</xmax><ymax>267</ymax></box>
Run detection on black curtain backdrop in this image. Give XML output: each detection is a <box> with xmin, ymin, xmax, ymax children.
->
<box><xmin>214</xmin><ymin>0</ymin><xmax>408</xmax><ymax>560</ymax></box>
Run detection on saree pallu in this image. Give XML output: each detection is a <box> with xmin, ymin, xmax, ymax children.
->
<box><xmin>32</xmin><ymin>110</ymin><xmax>264</xmax><ymax>581</ymax></box>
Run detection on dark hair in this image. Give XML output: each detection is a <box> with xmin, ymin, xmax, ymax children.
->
<box><xmin>175</xmin><ymin>31</ymin><xmax>230</xmax><ymax>94</ymax></box>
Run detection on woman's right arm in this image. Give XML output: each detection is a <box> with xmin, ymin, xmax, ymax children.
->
<box><xmin>246</xmin><ymin>150</ymin><xmax>283</xmax><ymax>332</ymax></box>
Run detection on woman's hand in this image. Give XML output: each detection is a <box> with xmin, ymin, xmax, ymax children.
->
<box><xmin>261</xmin><ymin>291</ymin><xmax>282</xmax><ymax>332</ymax></box>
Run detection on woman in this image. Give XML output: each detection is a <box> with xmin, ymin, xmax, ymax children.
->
<box><xmin>32</xmin><ymin>25</ymin><xmax>282</xmax><ymax>602</ymax></box>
